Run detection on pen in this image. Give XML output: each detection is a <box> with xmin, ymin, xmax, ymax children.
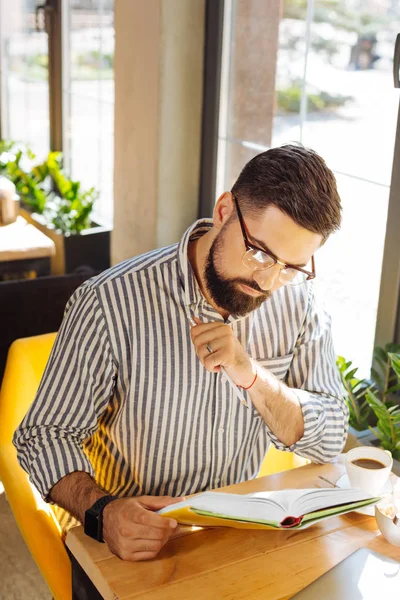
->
<box><xmin>187</xmin><ymin>316</ymin><xmax>249</xmax><ymax>409</ymax></box>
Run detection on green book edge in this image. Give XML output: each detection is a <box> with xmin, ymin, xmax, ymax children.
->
<box><xmin>192</xmin><ymin>496</ymin><xmax>380</xmax><ymax>529</ymax></box>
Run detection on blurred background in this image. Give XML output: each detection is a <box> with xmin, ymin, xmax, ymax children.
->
<box><xmin>0</xmin><ymin>1</ymin><xmax>400</xmax><ymax>596</ymax></box>
<box><xmin>1</xmin><ymin>0</ymin><xmax>398</xmax><ymax>379</ymax></box>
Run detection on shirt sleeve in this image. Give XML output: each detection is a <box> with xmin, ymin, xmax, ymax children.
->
<box><xmin>265</xmin><ymin>284</ymin><xmax>349</xmax><ymax>463</ymax></box>
<box><xmin>13</xmin><ymin>281</ymin><xmax>118</xmax><ymax>500</ymax></box>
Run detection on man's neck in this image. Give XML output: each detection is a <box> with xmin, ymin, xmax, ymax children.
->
<box><xmin>187</xmin><ymin>232</ymin><xmax>229</xmax><ymax>320</ymax></box>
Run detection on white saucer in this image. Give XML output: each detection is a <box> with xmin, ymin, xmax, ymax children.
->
<box><xmin>335</xmin><ymin>473</ymin><xmax>392</xmax><ymax>516</ymax></box>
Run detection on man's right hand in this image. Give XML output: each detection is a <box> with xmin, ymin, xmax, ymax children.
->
<box><xmin>49</xmin><ymin>472</ymin><xmax>181</xmax><ymax>561</ymax></box>
<box><xmin>102</xmin><ymin>495</ymin><xmax>181</xmax><ymax>561</ymax></box>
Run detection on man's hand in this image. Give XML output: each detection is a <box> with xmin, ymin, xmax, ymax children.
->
<box><xmin>102</xmin><ymin>495</ymin><xmax>182</xmax><ymax>561</ymax></box>
<box><xmin>189</xmin><ymin>317</ymin><xmax>255</xmax><ymax>388</ymax></box>
<box><xmin>50</xmin><ymin>473</ymin><xmax>183</xmax><ymax>562</ymax></box>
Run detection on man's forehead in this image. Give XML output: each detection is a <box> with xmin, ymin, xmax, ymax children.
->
<box><xmin>243</xmin><ymin>205</ymin><xmax>322</xmax><ymax>265</ymax></box>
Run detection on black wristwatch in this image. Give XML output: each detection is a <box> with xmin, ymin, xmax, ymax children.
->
<box><xmin>84</xmin><ymin>495</ymin><xmax>118</xmax><ymax>542</ymax></box>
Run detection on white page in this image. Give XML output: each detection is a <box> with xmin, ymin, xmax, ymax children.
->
<box><xmin>158</xmin><ymin>488</ymin><xmax>376</xmax><ymax>523</ymax></box>
<box><xmin>290</xmin><ymin>488</ymin><xmax>375</xmax><ymax>515</ymax></box>
<box><xmin>157</xmin><ymin>491</ymin><xmax>286</xmax><ymax>521</ymax></box>
<box><xmin>190</xmin><ymin>491</ymin><xmax>286</xmax><ymax>522</ymax></box>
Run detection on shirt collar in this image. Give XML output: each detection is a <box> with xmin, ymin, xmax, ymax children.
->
<box><xmin>177</xmin><ymin>218</ymin><xmax>214</xmax><ymax>308</ymax></box>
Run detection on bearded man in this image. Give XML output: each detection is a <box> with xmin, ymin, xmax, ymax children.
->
<box><xmin>14</xmin><ymin>144</ymin><xmax>348</xmax><ymax>562</ymax></box>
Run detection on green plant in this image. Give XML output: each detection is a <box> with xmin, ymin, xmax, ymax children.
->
<box><xmin>0</xmin><ymin>141</ymin><xmax>47</xmax><ymax>213</ymax></box>
<box><xmin>337</xmin><ymin>344</ymin><xmax>400</xmax><ymax>430</ymax></box>
<box><xmin>336</xmin><ymin>356</ymin><xmax>376</xmax><ymax>431</ymax></box>
<box><xmin>366</xmin><ymin>352</ymin><xmax>400</xmax><ymax>460</ymax></box>
<box><xmin>277</xmin><ymin>82</ymin><xmax>353</xmax><ymax>114</ymax></box>
<box><xmin>337</xmin><ymin>346</ymin><xmax>400</xmax><ymax>458</ymax></box>
<box><xmin>371</xmin><ymin>344</ymin><xmax>400</xmax><ymax>400</ymax></box>
<box><xmin>41</xmin><ymin>152</ymin><xmax>97</xmax><ymax>234</ymax></box>
<box><xmin>0</xmin><ymin>140</ymin><xmax>97</xmax><ymax>234</ymax></box>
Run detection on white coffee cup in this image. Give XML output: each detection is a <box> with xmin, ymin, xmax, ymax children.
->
<box><xmin>345</xmin><ymin>446</ymin><xmax>393</xmax><ymax>496</ymax></box>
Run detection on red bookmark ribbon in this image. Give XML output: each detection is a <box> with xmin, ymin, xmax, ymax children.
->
<box><xmin>279</xmin><ymin>515</ymin><xmax>304</xmax><ymax>528</ymax></box>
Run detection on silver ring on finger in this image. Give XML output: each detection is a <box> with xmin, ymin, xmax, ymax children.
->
<box><xmin>206</xmin><ymin>343</ymin><xmax>213</xmax><ymax>354</ymax></box>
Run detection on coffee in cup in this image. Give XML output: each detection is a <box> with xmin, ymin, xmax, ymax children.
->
<box><xmin>345</xmin><ymin>446</ymin><xmax>393</xmax><ymax>495</ymax></box>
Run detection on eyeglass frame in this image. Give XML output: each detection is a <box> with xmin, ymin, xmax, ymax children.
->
<box><xmin>232</xmin><ymin>194</ymin><xmax>316</xmax><ymax>282</ymax></box>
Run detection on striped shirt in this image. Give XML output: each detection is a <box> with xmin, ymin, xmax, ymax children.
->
<box><xmin>14</xmin><ymin>219</ymin><xmax>348</xmax><ymax>530</ymax></box>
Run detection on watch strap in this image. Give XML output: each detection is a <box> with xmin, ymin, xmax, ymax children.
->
<box><xmin>90</xmin><ymin>495</ymin><xmax>118</xmax><ymax>514</ymax></box>
<box><xmin>84</xmin><ymin>495</ymin><xmax>118</xmax><ymax>542</ymax></box>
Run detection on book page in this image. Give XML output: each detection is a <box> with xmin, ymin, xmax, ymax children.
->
<box><xmin>159</xmin><ymin>490</ymin><xmax>287</xmax><ymax>513</ymax></box>
<box><xmin>290</xmin><ymin>487</ymin><xmax>376</xmax><ymax>516</ymax></box>
<box><xmin>158</xmin><ymin>488</ymin><xmax>378</xmax><ymax>526</ymax></box>
<box><xmin>189</xmin><ymin>491</ymin><xmax>291</xmax><ymax>523</ymax></box>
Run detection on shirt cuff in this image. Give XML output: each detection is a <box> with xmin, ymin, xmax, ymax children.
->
<box><xmin>17</xmin><ymin>437</ymin><xmax>95</xmax><ymax>502</ymax></box>
<box><xmin>265</xmin><ymin>388</ymin><xmax>326</xmax><ymax>454</ymax></box>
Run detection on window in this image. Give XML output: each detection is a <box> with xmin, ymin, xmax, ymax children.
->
<box><xmin>62</xmin><ymin>0</ymin><xmax>115</xmax><ymax>224</ymax></box>
<box><xmin>0</xmin><ymin>0</ymin><xmax>115</xmax><ymax>225</ymax></box>
<box><xmin>0</xmin><ymin>0</ymin><xmax>50</xmax><ymax>160</ymax></box>
<box><xmin>217</xmin><ymin>0</ymin><xmax>400</xmax><ymax>376</ymax></box>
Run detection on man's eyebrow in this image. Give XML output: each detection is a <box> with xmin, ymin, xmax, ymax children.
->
<box><xmin>249</xmin><ymin>235</ymin><xmax>308</xmax><ymax>268</ymax></box>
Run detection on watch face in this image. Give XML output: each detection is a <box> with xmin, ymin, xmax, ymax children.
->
<box><xmin>84</xmin><ymin>511</ymin><xmax>102</xmax><ymax>541</ymax></box>
<box><xmin>84</xmin><ymin>496</ymin><xmax>116</xmax><ymax>542</ymax></box>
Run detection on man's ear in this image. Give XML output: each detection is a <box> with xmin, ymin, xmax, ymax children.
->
<box><xmin>213</xmin><ymin>192</ymin><xmax>235</xmax><ymax>230</ymax></box>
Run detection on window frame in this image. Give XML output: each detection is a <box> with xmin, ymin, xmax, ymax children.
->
<box><xmin>48</xmin><ymin>0</ymin><xmax>64</xmax><ymax>152</ymax></box>
<box><xmin>198</xmin><ymin>0</ymin><xmax>400</xmax><ymax>358</ymax></box>
<box><xmin>0</xmin><ymin>0</ymin><xmax>115</xmax><ymax>226</ymax></box>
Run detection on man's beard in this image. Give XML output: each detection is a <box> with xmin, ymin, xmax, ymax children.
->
<box><xmin>204</xmin><ymin>230</ymin><xmax>271</xmax><ymax>317</ymax></box>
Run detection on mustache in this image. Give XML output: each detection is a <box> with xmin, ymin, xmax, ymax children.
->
<box><xmin>234</xmin><ymin>279</ymin><xmax>270</xmax><ymax>296</ymax></box>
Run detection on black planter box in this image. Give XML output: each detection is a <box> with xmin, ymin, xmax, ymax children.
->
<box><xmin>63</xmin><ymin>225</ymin><xmax>110</xmax><ymax>274</ymax></box>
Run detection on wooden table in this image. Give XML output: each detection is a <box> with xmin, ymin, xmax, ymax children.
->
<box><xmin>66</xmin><ymin>460</ymin><xmax>400</xmax><ymax>600</ymax></box>
<box><xmin>0</xmin><ymin>216</ymin><xmax>55</xmax><ymax>280</ymax></box>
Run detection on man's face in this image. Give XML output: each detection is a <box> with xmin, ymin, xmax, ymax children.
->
<box><xmin>204</xmin><ymin>204</ymin><xmax>323</xmax><ymax>317</ymax></box>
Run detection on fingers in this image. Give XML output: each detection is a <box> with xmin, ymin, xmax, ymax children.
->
<box><xmin>121</xmin><ymin>536</ymin><xmax>171</xmax><ymax>562</ymax></box>
<box><xmin>102</xmin><ymin>497</ymin><xmax>181</xmax><ymax>562</ymax></box>
<box><xmin>190</xmin><ymin>320</ymin><xmax>229</xmax><ymax>343</ymax></box>
<box><xmin>203</xmin><ymin>350</ymin><xmax>226</xmax><ymax>373</ymax></box>
<box><xmin>190</xmin><ymin>323</ymin><xmax>234</xmax><ymax>373</ymax></box>
<box><xmin>130</xmin><ymin>552</ymin><xmax>158</xmax><ymax>562</ymax></box>
<box><xmin>194</xmin><ymin>327</ymin><xmax>232</xmax><ymax>350</ymax></box>
<box><xmin>132</xmin><ymin>523</ymin><xmax>172</xmax><ymax>540</ymax></box>
<box><xmin>135</xmin><ymin>503</ymin><xmax>178</xmax><ymax>530</ymax></box>
<box><xmin>139</xmin><ymin>495</ymin><xmax>183</xmax><ymax>511</ymax></box>
<box><xmin>132</xmin><ymin>538</ymin><xmax>168</xmax><ymax>554</ymax></box>
<box><xmin>191</xmin><ymin>323</ymin><xmax>232</xmax><ymax>355</ymax></box>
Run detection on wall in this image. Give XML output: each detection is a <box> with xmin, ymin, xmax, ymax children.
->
<box><xmin>112</xmin><ymin>0</ymin><xmax>206</xmax><ymax>264</ymax></box>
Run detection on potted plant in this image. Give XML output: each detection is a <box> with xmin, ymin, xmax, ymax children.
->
<box><xmin>0</xmin><ymin>140</ymin><xmax>110</xmax><ymax>275</ymax></box>
<box><xmin>337</xmin><ymin>344</ymin><xmax>400</xmax><ymax>474</ymax></box>
<box><xmin>0</xmin><ymin>140</ymin><xmax>47</xmax><ymax>213</ymax></box>
<box><xmin>336</xmin><ymin>355</ymin><xmax>377</xmax><ymax>438</ymax></box>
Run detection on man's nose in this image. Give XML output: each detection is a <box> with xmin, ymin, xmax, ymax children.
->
<box><xmin>253</xmin><ymin>265</ymin><xmax>281</xmax><ymax>290</ymax></box>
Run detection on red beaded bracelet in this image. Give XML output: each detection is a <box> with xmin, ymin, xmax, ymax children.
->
<box><xmin>241</xmin><ymin>372</ymin><xmax>258</xmax><ymax>390</ymax></box>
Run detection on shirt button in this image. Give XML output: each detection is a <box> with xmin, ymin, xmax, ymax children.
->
<box><xmin>215</xmin><ymin>477</ymin><xmax>220</xmax><ymax>484</ymax></box>
<box><xmin>218</xmin><ymin>427</ymin><xmax>225</xmax><ymax>434</ymax></box>
<box><xmin>221</xmin><ymin>375</ymin><xmax>226</xmax><ymax>383</ymax></box>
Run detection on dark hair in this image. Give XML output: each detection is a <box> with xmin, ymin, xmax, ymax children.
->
<box><xmin>231</xmin><ymin>144</ymin><xmax>341</xmax><ymax>241</ymax></box>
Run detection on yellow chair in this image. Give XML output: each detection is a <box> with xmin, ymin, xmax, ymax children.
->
<box><xmin>0</xmin><ymin>331</ymin><xmax>306</xmax><ymax>600</ymax></box>
<box><xmin>0</xmin><ymin>332</ymin><xmax>72</xmax><ymax>600</ymax></box>
<box><xmin>258</xmin><ymin>444</ymin><xmax>309</xmax><ymax>477</ymax></box>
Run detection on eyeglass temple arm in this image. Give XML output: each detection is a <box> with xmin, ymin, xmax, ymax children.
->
<box><xmin>232</xmin><ymin>194</ymin><xmax>249</xmax><ymax>244</ymax></box>
<box><xmin>306</xmin><ymin>256</ymin><xmax>316</xmax><ymax>280</ymax></box>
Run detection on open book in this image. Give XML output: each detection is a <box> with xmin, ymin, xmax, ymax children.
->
<box><xmin>158</xmin><ymin>488</ymin><xmax>381</xmax><ymax>530</ymax></box>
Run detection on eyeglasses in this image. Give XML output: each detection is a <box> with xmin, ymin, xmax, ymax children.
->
<box><xmin>232</xmin><ymin>194</ymin><xmax>316</xmax><ymax>286</ymax></box>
